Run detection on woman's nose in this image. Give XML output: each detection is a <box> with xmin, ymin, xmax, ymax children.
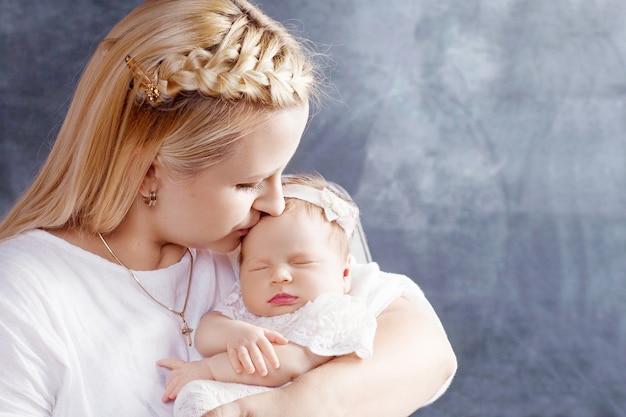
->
<box><xmin>252</xmin><ymin>176</ymin><xmax>285</xmax><ymax>216</ymax></box>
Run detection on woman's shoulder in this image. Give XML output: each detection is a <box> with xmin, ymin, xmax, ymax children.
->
<box><xmin>0</xmin><ymin>230</ymin><xmax>94</xmax><ymax>293</ymax></box>
<box><xmin>0</xmin><ymin>229</ymin><xmax>234</xmax><ymax>272</ymax></box>
<box><xmin>0</xmin><ymin>230</ymin><xmax>80</xmax><ymax>320</ymax></box>
<box><xmin>0</xmin><ymin>229</ymin><xmax>74</xmax><ymax>267</ymax></box>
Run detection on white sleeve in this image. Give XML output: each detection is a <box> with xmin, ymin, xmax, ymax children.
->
<box><xmin>348</xmin><ymin>262</ymin><xmax>455</xmax><ymax>404</ymax></box>
<box><xmin>0</xmin><ymin>264</ymin><xmax>67</xmax><ymax>416</ymax></box>
<box><xmin>349</xmin><ymin>262</ymin><xmax>427</xmax><ymax>316</ymax></box>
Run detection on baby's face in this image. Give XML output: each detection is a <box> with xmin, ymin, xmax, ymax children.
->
<box><xmin>239</xmin><ymin>210</ymin><xmax>350</xmax><ymax>317</ymax></box>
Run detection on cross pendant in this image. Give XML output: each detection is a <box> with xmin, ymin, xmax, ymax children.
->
<box><xmin>180</xmin><ymin>316</ymin><xmax>193</xmax><ymax>347</ymax></box>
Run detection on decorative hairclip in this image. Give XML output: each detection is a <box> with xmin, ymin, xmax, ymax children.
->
<box><xmin>125</xmin><ymin>55</ymin><xmax>160</xmax><ymax>103</ymax></box>
<box><xmin>282</xmin><ymin>184</ymin><xmax>360</xmax><ymax>237</ymax></box>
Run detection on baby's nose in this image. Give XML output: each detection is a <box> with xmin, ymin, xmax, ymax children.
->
<box><xmin>271</xmin><ymin>266</ymin><xmax>292</xmax><ymax>284</ymax></box>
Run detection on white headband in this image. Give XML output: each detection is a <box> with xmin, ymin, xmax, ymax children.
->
<box><xmin>282</xmin><ymin>184</ymin><xmax>360</xmax><ymax>237</ymax></box>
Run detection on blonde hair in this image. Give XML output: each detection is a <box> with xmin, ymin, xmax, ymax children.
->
<box><xmin>0</xmin><ymin>0</ymin><xmax>317</xmax><ymax>240</ymax></box>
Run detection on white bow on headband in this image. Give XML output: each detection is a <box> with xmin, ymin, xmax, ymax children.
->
<box><xmin>282</xmin><ymin>184</ymin><xmax>360</xmax><ymax>237</ymax></box>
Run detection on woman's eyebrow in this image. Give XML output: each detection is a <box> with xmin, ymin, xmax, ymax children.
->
<box><xmin>240</xmin><ymin>165</ymin><xmax>284</xmax><ymax>182</ymax></box>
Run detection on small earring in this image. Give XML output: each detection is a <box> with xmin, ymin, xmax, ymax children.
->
<box><xmin>143</xmin><ymin>191</ymin><xmax>157</xmax><ymax>207</ymax></box>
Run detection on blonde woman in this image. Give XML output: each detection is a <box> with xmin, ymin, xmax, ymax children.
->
<box><xmin>0</xmin><ymin>1</ymin><xmax>456</xmax><ymax>416</ymax></box>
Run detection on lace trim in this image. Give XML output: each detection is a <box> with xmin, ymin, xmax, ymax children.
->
<box><xmin>215</xmin><ymin>286</ymin><xmax>376</xmax><ymax>358</ymax></box>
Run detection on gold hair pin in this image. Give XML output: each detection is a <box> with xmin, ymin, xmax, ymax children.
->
<box><xmin>125</xmin><ymin>55</ymin><xmax>160</xmax><ymax>103</ymax></box>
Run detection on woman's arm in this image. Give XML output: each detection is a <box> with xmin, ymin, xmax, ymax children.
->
<box><xmin>204</xmin><ymin>296</ymin><xmax>457</xmax><ymax>417</ymax></box>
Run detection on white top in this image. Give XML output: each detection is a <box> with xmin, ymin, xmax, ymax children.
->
<box><xmin>215</xmin><ymin>287</ymin><xmax>377</xmax><ymax>359</ymax></box>
<box><xmin>0</xmin><ymin>230</ymin><xmax>237</xmax><ymax>417</ymax></box>
<box><xmin>0</xmin><ymin>230</ymin><xmax>450</xmax><ymax>416</ymax></box>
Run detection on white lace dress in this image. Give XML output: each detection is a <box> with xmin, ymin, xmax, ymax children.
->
<box><xmin>174</xmin><ymin>285</ymin><xmax>377</xmax><ymax>417</ymax></box>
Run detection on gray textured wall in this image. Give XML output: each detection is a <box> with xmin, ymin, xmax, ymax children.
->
<box><xmin>2</xmin><ymin>1</ymin><xmax>626</xmax><ymax>416</ymax></box>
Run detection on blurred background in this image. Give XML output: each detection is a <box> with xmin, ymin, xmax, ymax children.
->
<box><xmin>1</xmin><ymin>1</ymin><xmax>625</xmax><ymax>416</ymax></box>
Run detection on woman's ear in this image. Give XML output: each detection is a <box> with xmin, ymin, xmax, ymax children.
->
<box><xmin>138</xmin><ymin>156</ymin><xmax>160</xmax><ymax>200</ymax></box>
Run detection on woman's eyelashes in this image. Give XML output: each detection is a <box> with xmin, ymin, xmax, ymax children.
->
<box><xmin>236</xmin><ymin>182</ymin><xmax>264</xmax><ymax>193</ymax></box>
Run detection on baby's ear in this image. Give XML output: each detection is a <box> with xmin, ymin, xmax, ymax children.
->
<box><xmin>342</xmin><ymin>255</ymin><xmax>353</xmax><ymax>293</ymax></box>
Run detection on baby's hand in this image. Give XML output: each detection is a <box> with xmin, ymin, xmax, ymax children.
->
<box><xmin>157</xmin><ymin>358</ymin><xmax>214</xmax><ymax>402</ymax></box>
<box><xmin>225</xmin><ymin>322</ymin><xmax>288</xmax><ymax>376</ymax></box>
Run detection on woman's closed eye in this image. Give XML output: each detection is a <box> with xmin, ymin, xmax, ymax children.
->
<box><xmin>236</xmin><ymin>182</ymin><xmax>264</xmax><ymax>193</ymax></box>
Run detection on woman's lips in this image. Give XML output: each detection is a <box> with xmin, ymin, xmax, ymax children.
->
<box><xmin>238</xmin><ymin>218</ymin><xmax>260</xmax><ymax>236</ymax></box>
<box><xmin>268</xmin><ymin>293</ymin><xmax>299</xmax><ymax>305</ymax></box>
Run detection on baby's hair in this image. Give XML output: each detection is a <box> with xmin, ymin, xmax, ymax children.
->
<box><xmin>281</xmin><ymin>174</ymin><xmax>358</xmax><ymax>258</ymax></box>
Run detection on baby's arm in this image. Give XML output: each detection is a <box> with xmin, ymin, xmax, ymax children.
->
<box><xmin>207</xmin><ymin>342</ymin><xmax>332</xmax><ymax>386</ymax></box>
<box><xmin>159</xmin><ymin>312</ymin><xmax>330</xmax><ymax>401</ymax></box>
<box><xmin>158</xmin><ymin>341</ymin><xmax>333</xmax><ymax>402</ymax></box>
<box><xmin>195</xmin><ymin>312</ymin><xmax>289</xmax><ymax>375</ymax></box>
<box><xmin>157</xmin><ymin>357</ymin><xmax>215</xmax><ymax>402</ymax></box>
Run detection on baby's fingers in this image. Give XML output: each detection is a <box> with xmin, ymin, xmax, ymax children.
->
<box><xmin>257</xmin><ymin>337</ymin><xmax>281</xmax><ymax>370</ymax></box>
<box><xmin>161</xmin><ymin>384</ymin><xmax>175</xmax><ymax>403</ymax></box>
<box><xmin>157</xmin><ymin>357</ymin><xmax>185</xmax><ymax>371</ymax></box>
<box><xmin>227</xmin><ymin>347</ymin><xmax>244</xmax><ymax>374</ymax></box>
<box><xmin>161</xmin><ymin>373</ymin><xmax>188</xmax><ymax>402</ymax></box>
<box><xmin>229</xmin><ymin>345</ymin><xmax>268</xmax><ymax>376</ymax></box>
<box><xmin>237</xmin><ymin>345</ymin><xmax>265</xmax><ymax>375</ymax></box>
<box><xmin>160</xmin><ymin>376</ymin><xmax>178</xmax><ymax>402</ymax></box>
<box><xmin>263</xmin><ymin>329</ymin><xmax>289</xmax><ymax>345</ymax></box>
<box><xmin>247</xmin><ymin>345</ymin><xmax>269</xmax><ymax>376</ymax></box>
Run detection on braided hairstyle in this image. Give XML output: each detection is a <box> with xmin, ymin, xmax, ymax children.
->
<box><xmin>130</xmin><ymin>0</ymin><xmax>313</xmax><ymax>107</ymax></box>
<box><xmin>0</xmin><ymin>0</ymin><xmax>317</xmax><ymax>239</ymax></box>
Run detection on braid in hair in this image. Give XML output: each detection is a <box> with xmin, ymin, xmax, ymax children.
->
<box><xmin>143</xmin><ymin>2</ymin><xmax>312</xmax><ymax>108</ymax></box>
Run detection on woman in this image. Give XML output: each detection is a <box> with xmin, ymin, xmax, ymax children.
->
<box><xmin>0</xmin><ymin>1</ymin><xmax>456</xmax><ymax>416</ymax></box>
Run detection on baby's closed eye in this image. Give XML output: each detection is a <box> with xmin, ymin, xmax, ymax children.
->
<box><xmin>245</xmin><ymin>263</ymin><xmax>270</xmax><ymax>272</ymax></box>
<box><xmin>291</xmin><ymin>259</ymin><xmax>317</xmax><ymax>266</ymax></box>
